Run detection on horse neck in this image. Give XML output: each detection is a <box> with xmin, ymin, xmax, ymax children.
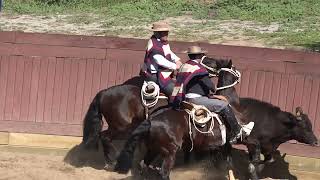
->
<box><xmin>122</xmin><ymin>75</ymin><xmax>145</xmax><ymax>87</ymax></box>
<box><xmin>216</xmin><ymin>71</ymin><xmax>240</xmax><ymax>106</ymax></box>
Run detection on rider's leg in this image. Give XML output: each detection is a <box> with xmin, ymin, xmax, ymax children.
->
<box><xmin>187</xmin><ymin>96</ymin><xmax>242</xmax><ymax>144</ymax></box>
<box><xmin>219</xmin><ymin>104</ymin><xmax>242</xmax><ymax>144</ymax></box>
<box><xmin>162</xmin><ymin>80</ymin><xmax>174</xmax><ymax>97</ymax></box>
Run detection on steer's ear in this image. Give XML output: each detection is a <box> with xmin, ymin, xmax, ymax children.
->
<box><xmin>295</xmin><ymin>107</ymin><xmax>303</xmax><ymax>120</ymax></box>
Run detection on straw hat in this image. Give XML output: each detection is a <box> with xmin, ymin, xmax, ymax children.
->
<box><xmin>151</xmin><ymin>22</ymin><xmax>170</xmax><ymax>32</ymax></box>
<box><xmin>185</xmin><ymin>46</ymin><xmax>207</xmax><ymax>54</ymax></box>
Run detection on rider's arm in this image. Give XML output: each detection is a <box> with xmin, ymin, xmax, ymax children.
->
<box><xmin>153</xmin><ymin>54</ymin><xmax>177</xmax><ymax>70</ymax></box>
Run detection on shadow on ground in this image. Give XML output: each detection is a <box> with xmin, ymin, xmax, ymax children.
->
<box><xmin>63</xmin><ymin>141</ymin><xmax>297</xmax><ymax>180</ymax></box>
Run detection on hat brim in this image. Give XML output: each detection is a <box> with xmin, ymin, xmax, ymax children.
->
<box><xmin>152</xmin><ymin>28</ymin><xmax>170</xmax><ymax>32</ymax></box>
<box><xmin>183</xmin><ymin>50</ymin><xmax>207</xmax><ymax>54</ymax></box>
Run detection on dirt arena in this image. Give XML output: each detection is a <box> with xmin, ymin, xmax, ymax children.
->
<box><xmin>0</xmin><ymin>144</ymin><xmax>318</xmax><ymax>180</ymax></box>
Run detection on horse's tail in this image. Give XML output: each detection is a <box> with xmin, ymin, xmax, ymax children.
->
<box><xmin>81</xmin><ymin>91</ymin><xmax>103</xmax><ymax>150</ymax></box>
<box><xmin>114</xmin><ymin>119</ymin><xmax>151</xmax><ymax>174</ymax></box>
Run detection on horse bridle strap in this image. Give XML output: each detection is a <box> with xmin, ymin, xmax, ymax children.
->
<box><xmin>216</xmin><ymin>67</ymin><xmax>241</xmax><ymax>91</ymax></box>
<box><xmin>200</xmin><ymin>56</ymin><xmax>217</xmax><ymax>77</ymax></box>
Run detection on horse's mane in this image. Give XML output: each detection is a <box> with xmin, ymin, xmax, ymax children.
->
<box><xmin>240</xmin><ymin>97</ymin><xmax>282</xmax><ymax>112</ymax></box>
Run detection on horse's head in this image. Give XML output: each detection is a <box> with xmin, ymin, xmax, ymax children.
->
<box><xmin>214</xmin><ymin>59</ymin><xmax>241</xmax><ymax>105</ymax></box>
<box><xmin>290</xmin><ymin>107</ymin><xmax>319</xmax><ymax>146</ymax></box>
<box><xmin>200</xmin><ymin>56</ymin><xmax>219</xmax><ymax>76</ymax></box>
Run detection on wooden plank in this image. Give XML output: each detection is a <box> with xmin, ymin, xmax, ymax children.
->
<box><xmin>262</xmin><ymin>72</ymin><xmax>273</xmax><ymax>103</ymax></box>
<box><xmin>15</xmin><ymin>31</ymin><xmax>107</xmax><ymax>48</ymax></box>
<box><xmin>301</xmin><ymin>76</ymin><xmax>313</xmax><ymax>114</ymax></box>
<box><xmin>107</xmin><ymin>59</ymin><xmax>118</xmax><ymax>87</ymax></box>
<box><xmin>81</xmin><ymin>59</ymin><xmax>94</xmax><ymax>117</ymax></box>
<box><xmin>13</xmin><ymin>43</ymin><xmax>106</xmax><ymax>59</ymax></box>
<box><xmin>285</xmin><ymin>75</ymin><xmax>297</xmax><ymax>112</ymax></box>
<box><xmin>51</xmin><ymin>58</ymin><xmax>64</xmax><ymax>123</ymax></box>
<box><xmin>270</xmin><ymin>72</ymin><xmax>282</xmax><ymax>107</ymax></box>
<box><xmin>0</xmin><ymin>120</ymin><xmax>82</xmax><ymax>137</ymax></box>
<box><xmin>308</xmin><ymin>78</ymin><xmax>320</xmax><ymax>132</ymax></box>
<box><xmin>255</xmin><ymin>71</ymin><xmax>266</xmax><ymax>101</ymax></box>
<box><xmin>0</xmin><ymin>31</ymin><xmax>16</xmax><ymax>43</ymax></box>
<box><xmin>73</xmin><ymin>59</ymin><xmax>86</xmax><ymax>123</ymax></box>
<box><xmin>106</xmin><ymin>48</ymin><xmax>144</xmax><ymax>63</ymax></box>
<box><xmin>91</xmin><ymin>60</ymin><xmax>102</xmax><ymax>96</ymax></box>
<box><xmin>278</xmin><ymin>74</ymin><xmax>289</xmax><ymax>110</ymax></box>
<box><xmin>66</xmin><ymin>58</ymin><xmax>79</xmax><ymax>124</ymax></box>
<box><xmin>19</xmin><ymin>57</ymin><xmax>33</xmax><ymax>121</ymax></box>
<box><xmin>99</xmin><ymin>60</ymin><xmax>110</xmax><ymax>89</ymax></box>
<box><xmin>43</xmin><ymin>58</ymin><xmax>56</xmax><ymax>123</ymax></box>
<box><xmin>59</xmin><ymin>58</ymin><xmax>72</xmax><ymax>123</ymax></box>
<box><xmin>27</xmin><ymin>57</ymin><xmax>41</xmax><ymax>122</ymax></box>
<box><xmin>239</xmin><ymin>70</ymin><xmax>250</xmax><ymax>97</ymax></box>
<box><xmin>116</xmin><ymin>61</ymin><xmax>126</xmax><ymax>85</ymax></box>
<box><xmin>0</xmin><ymin>56</ymin><xmax>9</xmax><ymax>120</ymax></box>
<box><xmin>12</xmin><ymin>56</ymin><xmax>25</xmax><ymax>121</ymax></box>
<box><xmin>286</xmin><ymin>63</ymin><xmax>320</xmax><ymax>75</ymax></box>
<box><xmin>247</xmin><ymin>70</ymin><xmax>258</xmax><ymax>99</ymax></box>
<box><xmin>0</xmin><ymin>43</ymin><xmax>15</xmax><ymax>56</ymax></box>
<box><xmin>313</xmin><ymin>79</ymin><xmax>320</xmax><ymax>138</ymax></box>
<box><xmin>199</xmin><ymin>42</ymin><xmax>320</xmax><ymax>65</ymax></box>
<box><xmin>292</xmin><ymin>75</ymin><xmax>305</xmax><ymax>111</ymax></box>
<box><xmin>35</xmin><ymin>57</ymin><xmax>50</xmax><ymax>122</ymax></box>
<box><xmin>4</xmin><ymin>56</ymin><xmax>17</xmax><ymax>121</ymax></box>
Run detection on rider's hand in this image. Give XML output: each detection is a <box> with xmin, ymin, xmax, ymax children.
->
<box><xmin>209</xmin><ymin>94</ymin><xmax>229</xmax><ymax>102</ymax></box>
<box><xmin>176</xmin><ymin>60</ymin><xmax>182</xmax><ymax>70</ymax></box>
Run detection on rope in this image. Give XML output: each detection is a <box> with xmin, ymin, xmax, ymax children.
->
<box><xmin>141</xmin><ymin>81</ymin><xmax>160</xmax><ymax>108</ymax></box>
<box><xmin>185</xmin><ymin>108</ymin><xmax>215</xmax><ymax>152</ymax></box>
<box><xmin>185</xmin><ymin>106</ymin><xmax>227</xmax><ymax>151</ymax></box>
<box><xmin>216</xmin><ymin>67</ymin><xmax>241</xmax><ymax>91</ymax></box>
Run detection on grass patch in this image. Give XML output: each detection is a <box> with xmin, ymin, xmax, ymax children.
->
<box><xmin>2</xmin><ymin>0</ymin><xmax>320</xmax><ymax>51</ymax></box>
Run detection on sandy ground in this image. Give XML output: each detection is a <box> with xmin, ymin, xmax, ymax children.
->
<box><xmin>0</xmin><ymin>144</ymin><xmax>319</xmax><ymax>180</ymax></box>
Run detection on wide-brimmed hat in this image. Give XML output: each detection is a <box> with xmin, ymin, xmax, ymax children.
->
<box><xmin>185</xmin><ymin>46</ymin><xmax>207</xmax><ymax>54</ymax></box>
<box><xmin>151</xmin><ymin>22</ymin><xmax>170</xmax><ymax>32</ymax></box>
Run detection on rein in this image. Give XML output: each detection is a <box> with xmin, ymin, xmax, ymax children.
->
<box><xmin>216</xmin><ymin>66</ymin><xmax>241</xmax><ymax>91</ymax></box>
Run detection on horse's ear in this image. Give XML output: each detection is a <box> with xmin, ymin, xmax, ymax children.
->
<box><xmin>228</xmin><ymin>59</ymin><xmax>233</xmax><ymax>68</ymax></box>
<box><xmin>295</xmin><ymin>107</ymin><xmax>303</xmax><ymax>120</ymax></box>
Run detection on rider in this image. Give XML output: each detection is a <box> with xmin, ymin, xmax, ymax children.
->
<box><xmin>140</xmin><ymin>21</ymin><xmax>182</xmax><ymax>97</ymax></box>
<box><xmin>170</xmin><ymin>45</ymin><xmax>253</xmax><ymax>144</ymax></box>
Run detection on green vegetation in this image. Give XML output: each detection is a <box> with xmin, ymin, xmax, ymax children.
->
<box><xmin>3</xmin><ymin>0</ymin><xmax>320</xmax><ymax>51</ymax></box>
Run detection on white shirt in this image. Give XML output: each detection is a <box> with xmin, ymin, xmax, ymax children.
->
<box><xmin>146</xmin><ymin>38</ymin><xmax>180</xmax><ymax>73</ymax></box>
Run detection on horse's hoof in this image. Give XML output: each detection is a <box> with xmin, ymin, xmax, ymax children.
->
<box><xmin>104</xmin><ymin>163</ymin><xmax>115</xmax><ymax>171</ymax></box>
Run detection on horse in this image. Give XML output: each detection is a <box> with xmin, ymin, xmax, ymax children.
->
<box><xmin>213</xmin><ymin>59</ymin><xmax>319</xmax><ymax>180</ymax></box>
<box><xmin>81</xmin><ymin>57</ymin><xmax>219</xmax><ymax>168</ymax></box>
<box><xmin>113</xmin><ymin>59</ymin><xmax>240</xmax><ymax>180</ymax></box>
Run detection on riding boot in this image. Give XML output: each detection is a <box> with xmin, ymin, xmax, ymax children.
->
<box><xmin>219</xmin><ymin>105</ymin><xmax>242</xmax><ymax>144</ymax></box>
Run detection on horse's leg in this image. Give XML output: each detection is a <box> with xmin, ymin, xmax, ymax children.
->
<box><xmin>100</xmin><ymin>126</ymin><xmax>132</xmax><ymax>170</ymax></box>
<box><xmin>99</xmin><ymin>130</ymin><xmax>118</xmax><ymax>169</ymax></box>
<box><xmin>159</xmin><ymin>152</ymin><xmax>176</xmax><ymax>180</ymax></box>
<box><xmin>247</xmin><ymin>143</ymin><xmax>261</xmax><ymax>180</ymax></box>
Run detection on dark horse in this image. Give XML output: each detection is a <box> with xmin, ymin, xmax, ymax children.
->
<box><xmin>213</xmin><ymin>60</ymin><xmax>319</xmax><ymax>179</ymax></box>
<box><xmin>81</xmin><ymin>57</ymin><xmax>219</xmax><ymax>167</ymax></box>
<box><xmin>115</xmin><ymin>59</ymin><xmax>319</xmax><ymax>180</ymax></box>
<box><xmin>114</xmin><ymin>59</ymin><xmax>238</xmax><ymax>180</ymax></box>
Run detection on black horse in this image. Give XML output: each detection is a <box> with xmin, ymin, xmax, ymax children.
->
<box><xmin>115</xmin><ymin>59</ymin><xmax>319</xmax><ymax>180</ymax></box>
<box><xmin>81</xmin><ymin>57</ymin><xmax>219</xmax><ymax>168</ymax></box>
<box><xmin>114</xmin><ymin>59</ymin><xmax>238</xmax><ymax>180</ymax></box>
<box><xmin>214</xmin><ymin>59</ymin><xmax>319</xmax><ymax>180</ymax></box>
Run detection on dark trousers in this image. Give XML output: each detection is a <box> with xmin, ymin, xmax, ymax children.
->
<box><xmin>145</xmin><ymin>73</ymin><xmax>174</xmax><ymax>97</ymax></box>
